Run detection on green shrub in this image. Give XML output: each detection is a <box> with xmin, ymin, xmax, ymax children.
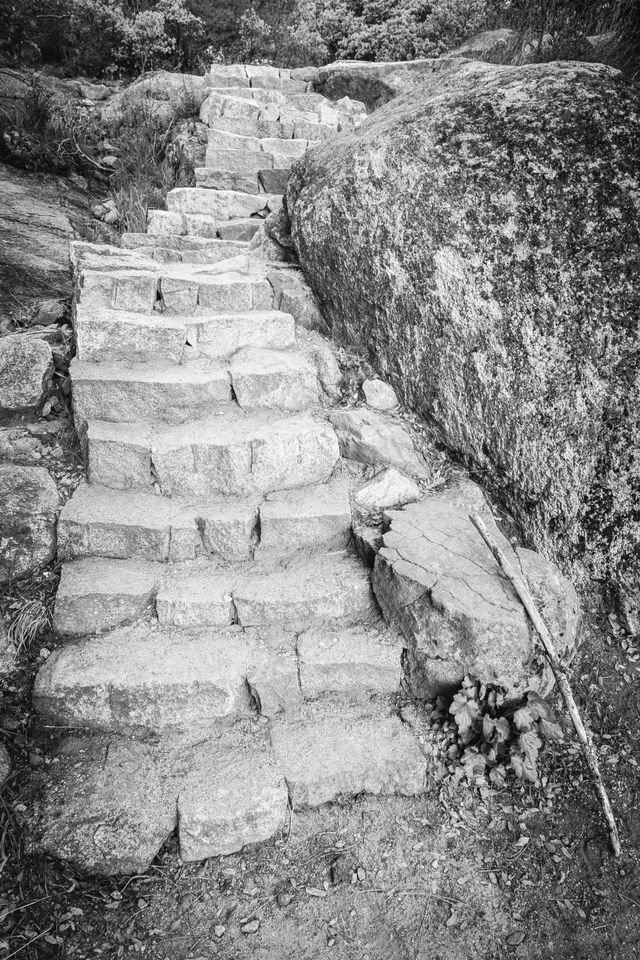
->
<box><xmin>431</xmin><ymin>676</ymin><xmax>564</xmax><ymax>788</ymax></box>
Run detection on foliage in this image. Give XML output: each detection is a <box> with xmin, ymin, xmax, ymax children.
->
<box><xmin>2</xmin><ymin>0</ymin><xmax>638</xmax><ymax>75</ymax></box>
<box><xmin>431</xmin><ymin>676</ymin><xmax>564</xmax><ymax>787</ymax></box>
<box><xmin>1</xmin><ymin>0</ymin><xmax>203</xmax><ymax>77</ymax></box>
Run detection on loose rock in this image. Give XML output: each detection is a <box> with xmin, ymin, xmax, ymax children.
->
<box><xmin>0</xmin><ymin>464</ymin><xmax>60</xmax><ymax>583</ymax></box>
<box><xmin>329</xmin><ymin>408</ymin><xmax>427</xmax><ymax>477</ymax></box>
<box><xmin>352</xmin><ymin>467</ymin><xmax>421</xmax><ymax>521</ymax></box>
<box><xmin>0</xmin><ymin>336</ymin><xmax>53</xmax><ymax>411</ymax></box>
<box><xmin>362</xmin><ymin>378</ymin><xmax>398</xmax><ymax>410</ymax></box>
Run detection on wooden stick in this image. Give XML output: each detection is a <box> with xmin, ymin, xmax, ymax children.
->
<box><xmin>470</xmin><ymin>512</ymin><xmax>622</xmax><ymax>858</ymax></box>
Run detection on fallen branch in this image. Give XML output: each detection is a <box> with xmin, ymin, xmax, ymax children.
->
<box><xmin>470</xmin><ymin>512</ymin><xmax>622</xmax><ymax>858</ymax></box>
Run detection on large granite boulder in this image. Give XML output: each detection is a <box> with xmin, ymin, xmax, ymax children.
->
<box><xmin>288</xmin><ymin>60</ymin><xmax>640</xmax><ymax>622</ymax></box>
<box><xmin>372</xmin><ymin>479</ymin><xmax>580</xmax><ymax>699</ymax></box>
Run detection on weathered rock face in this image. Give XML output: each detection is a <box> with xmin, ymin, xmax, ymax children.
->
<box><xmin>372</xmin><ymin>479</ymin><xmax>580</xmax><ymax>700</ymax></box>
<box><xmin>289</xmin><ymin>60</ymin><xmax>640</xmax><ymax>618</ymax></box>
<box><xmin>0</xmin><ymin>161</ymin><xmax>94</xmax><ymax>323</ymax></box>
<box><xmin>0</xmin><ymin>464</ymin><xmax>61</xmax><ymax>582</ymax></box>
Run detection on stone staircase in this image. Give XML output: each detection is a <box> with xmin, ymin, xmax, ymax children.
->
<box><xmin>27</xmin><ymin>64</ymin><xmax>429</xmax><ymax>875</ymax></box>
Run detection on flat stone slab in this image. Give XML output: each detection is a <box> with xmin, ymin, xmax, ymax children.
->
<box><xmin>53</xmin><ymin>557</ymin><xmax>159</xmax><ymax>637</ymax></box>
<box><xmin>83</xmin><ymin>412</ymin><xmax>340</xmax><ymax>495</ymax></box>
<box><xmin>71</xmin><ymin>359</ymin><xmax>232</xmax><ymax>424</ymax></box>
<box><xmin>178</xmin><ymin>730</ymin><xmax>288</xmax><ymax>860</ymax></box>
<box><xmin>297</xmin><ymin>625</ymin><xmax>402</xmax><ymax>699</ymax></box>
<box><xmin>259</xmin><ymin>478</ymin><xmax>352</xmax><ymax>554</ymax></box>
<box><xmin>271</xmin><ymin>706</ymin><xmax>426</xmax><ymax>808</ymax></box>
<box><xmin>156</xmin><ymin>554</ymin><xmax>375</xmax><ymax>631</ymax></box>
<box><xmin>234</xmin><ymin>554</ymin><xmax>375</xmax><ymax>629</ymax></box>
<box><xmin>58</xmin><ymin>483</ymin><xmax>258</xmax><ymax>563</ymax></box>
<box><xmin>372</xmin><ymin>478</ymin><xmax>581</xmax><ymax>699</ymax></box>
<box><xmin>34</xmin><ymin>622</ymin><xmax>254</xmax><ymax>732</ymax></box>
<box><xmin>167</xmin><ymin>187</ymin><xmax>279</xmax><ymax>220</ymax></box>
<box><xmin>75</xmin><ymin>306</ymin><xmax>187</xmax><ymax>364</ymax></box>
<box><xmin>229</xmin><ymin>347</ymin><xmax>318</xmax><ymax>411</ymax></box>
<box><xmin>188</xmin><ymin>310</ymin><xmax>295</xmax><ymax>360</ymax></box>
<box><xmin>25</xmin><ymin>736</ymin><xmax>176</xmax><ymax>876</ymax></box>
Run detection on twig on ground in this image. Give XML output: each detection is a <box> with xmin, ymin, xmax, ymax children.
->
<box><xmin>470</xmin><ymin>512</ymin><xmax>622</xmax><ymax>858</ymax></box>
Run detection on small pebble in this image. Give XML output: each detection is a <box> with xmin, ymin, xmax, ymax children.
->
<box><xmin>241</xmin><ymin>919</ymin><xmax>260</xmax><ymax>935</ymax></box>
<box><xmin>214</xmin><ymin>924</ymin><xmax>225</xmax><ymax>938</ymax></box>
<box><xmin>277</xmin><ymin>891</ymin><xmax>294</xmax><ymax>907</ymax></box>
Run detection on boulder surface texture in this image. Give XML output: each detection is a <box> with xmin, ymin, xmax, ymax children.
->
<box><xmin>288</xmin><ymin>59</ymin><xmax>640</xmax><ymax>618</ymax></box>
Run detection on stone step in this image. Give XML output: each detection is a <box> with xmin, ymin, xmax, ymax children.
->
<box><xmin>297</xmin><ymin>625</ymin><xmax>402</xmax><ymax>700</ymax></box>
<box><xmin>270</xmin><ymin>705</ymin><xmax>426</xmax><ymax>809</ymax></box>
<box><xmin>209</xmin><ymin>116</ymin><xmax>296</xmax><ymax>140</ymax></box>
<box><xmin>75</xmin><ymin>307</ymin><xmax>295</xmax><ymax>364</ymax></box>
<box><xmin>194</xmin><ymin>166</ymin><xmax>290</xmax><ymax>195</ymax></box>
<box><xmin>228</xmin><ymin>347</ymin><xmax>318</xmax><ymax>411</ymax></box>
<box><xmin>75</xmin><ymin>306</ymin><xmax>187</xmax><ymax>364</ymax></box>
<box><xmin>84</xmin><ymin>411</ymin><xmax>340</xmax><ymax>496</ymax></box>
<box><xmin>34</xmin><ymin>622</ymin><xmax>255</xmax><ymax>731</ymax></box>
<box><xmin>41</xmin><ymin>610</ymin><xmax>396</xmax><ymax>728</ymax></box>
<box><xmin>73</xmin><ymin>348</ymin><xmax>317</xmax><ymax>421</ymax></box>
<box><xmin>258</xmin><ymin>477</ymin><xmax>352</xmax><ymax>555</ymax></box>
<box><xmin>53</xmin><ymin>557</ymin><xmax>159</xmax><ymax>637</ymax></box>
<box><xmin>202</xmin><ymin>85</ymin><xmax>287</xmax><ymax>106</ymax></box>
<box><xmin>194</xmin><ymin>167</ymin><xmax>262</xmax><ymax>194</ymax></box>
<box><xmin>156</xmin><ymin>553</ymin><xmax>375</xmax><ymax>631</ymax></box>
<box><xmin>166</xmin><ymin>187</ymin><xmax>280</xmax><ymax>220</ymax></box>
<box><xmin>76</xmin><ymin>308</ymin><xmax>296</xmax><ymax>365</ymax></box>
<box><xmin>178</xmin><ymin>214</ymin><xmax>263</xmax><ymax>241</ymax></box>
<box><xmin>122</xmin><ymin>233</ymin><xmax>249</xmax><ymax>264</ymax></box>
<box><xmin>199</xmin><ymin>148</ymin><xmax>276</xmax><ymax>175</ymax></box>
<box><xmin>189</xmin><ymin>309</ymin><xmax>295</xmax><ymax>360</ymax></box>
<box><xmin>57</xmin><ymin>482</ymin><xmax>258</xmax><ymax>564</ymax></box>
<box><xmin>205</xmin><ymin>132</ymin><xmax>315</xmax><ymax>163</ymax></box>
<box><xmin>204</xmin><ymin>64</ymin><xmax>307</xmax><ymax>93</ymax></box>
<box><xmin>78</xmin><ymin>264</ymin><xmax>273</xmax><ymax>315</ymax></box>
<box><xmin>28</xmin><ymin>700</ymin><xmax>424</xmax><ymax>873</ymax></box>
<box><xmin>71</xmin><ymin>358</ymin><xmax>232</xmax><ymax>424</ymax></box>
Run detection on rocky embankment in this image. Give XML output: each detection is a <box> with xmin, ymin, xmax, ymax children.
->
<box><xmin>288</xmin><ymin>57</ymin><xmax>640</xmax><ymax>627</ymax></box>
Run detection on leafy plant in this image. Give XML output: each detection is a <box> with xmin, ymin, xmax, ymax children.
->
<box><xmin>431</xmin><ymin>676</ymin><xmax>564</xmax><ymax>788</ymax></box>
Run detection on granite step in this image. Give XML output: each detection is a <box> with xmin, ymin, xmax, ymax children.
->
<box><xmin>258</xmin><ymin>477</ymin><xmax>352</xmax><ymax>555</ymax></box>
<box><xmin>41</xmin><ymin>614</ymin><xmax>399</xmax><ymax>728</ymax></box>
<box><xmin>166</xmin><ymin>187</ymin><xmax>280</xmax><ymax>220</ymax></box>
<box><xmin>34</xmin><ymin>621</ymin><xmax>256</xmax><ymax>731</ymax></box>
<box><xmin>27</xmin><ymin>701</ymin><xmax>424</xmax><ymax>873</ymax></box>
<box><xmin>228</xmin><ymin>347</ymin><xmax>318</xmax><ymax>411</ymax></box>
<box><xmin>53</xmin><ymin>557</ymin><xmax>160</xmax><ymax>637</ymax></box>
<box><xmin>71</xmin><ymin>358</ymin><xmax>232</xmax><ymax>424</ymax></box>
<box><xmin>83</xmin><ymin>411</ymin><xmax>340</xmax><ymax>496</ymax></box>
<box><xmin>74</xmin><ymin>307</ymin><xmax>295</xmax><ymax>364</ymax></box>
<box><xmin>156</xmin><ymin>553</ymin><xmax>376</xmax><ymax>631</ymax></box>
<box><xmin>122</xmin><ymin>234</ymin><xmax>249</xmax><ymax>264</ymax></box>
<box><xmin>57</xmin><ymin>482</ymin><xmax>259</xmax><ymax>563</ymax></box>
<box><xmin>205</xmin><ymin>132</ymin><xmax>315</xmax><ymax>163</ymax></box>
<box><xmin>78</xmin><ymin>264</ymin><xmax>273</xmax><ymax>314</ymax></box>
